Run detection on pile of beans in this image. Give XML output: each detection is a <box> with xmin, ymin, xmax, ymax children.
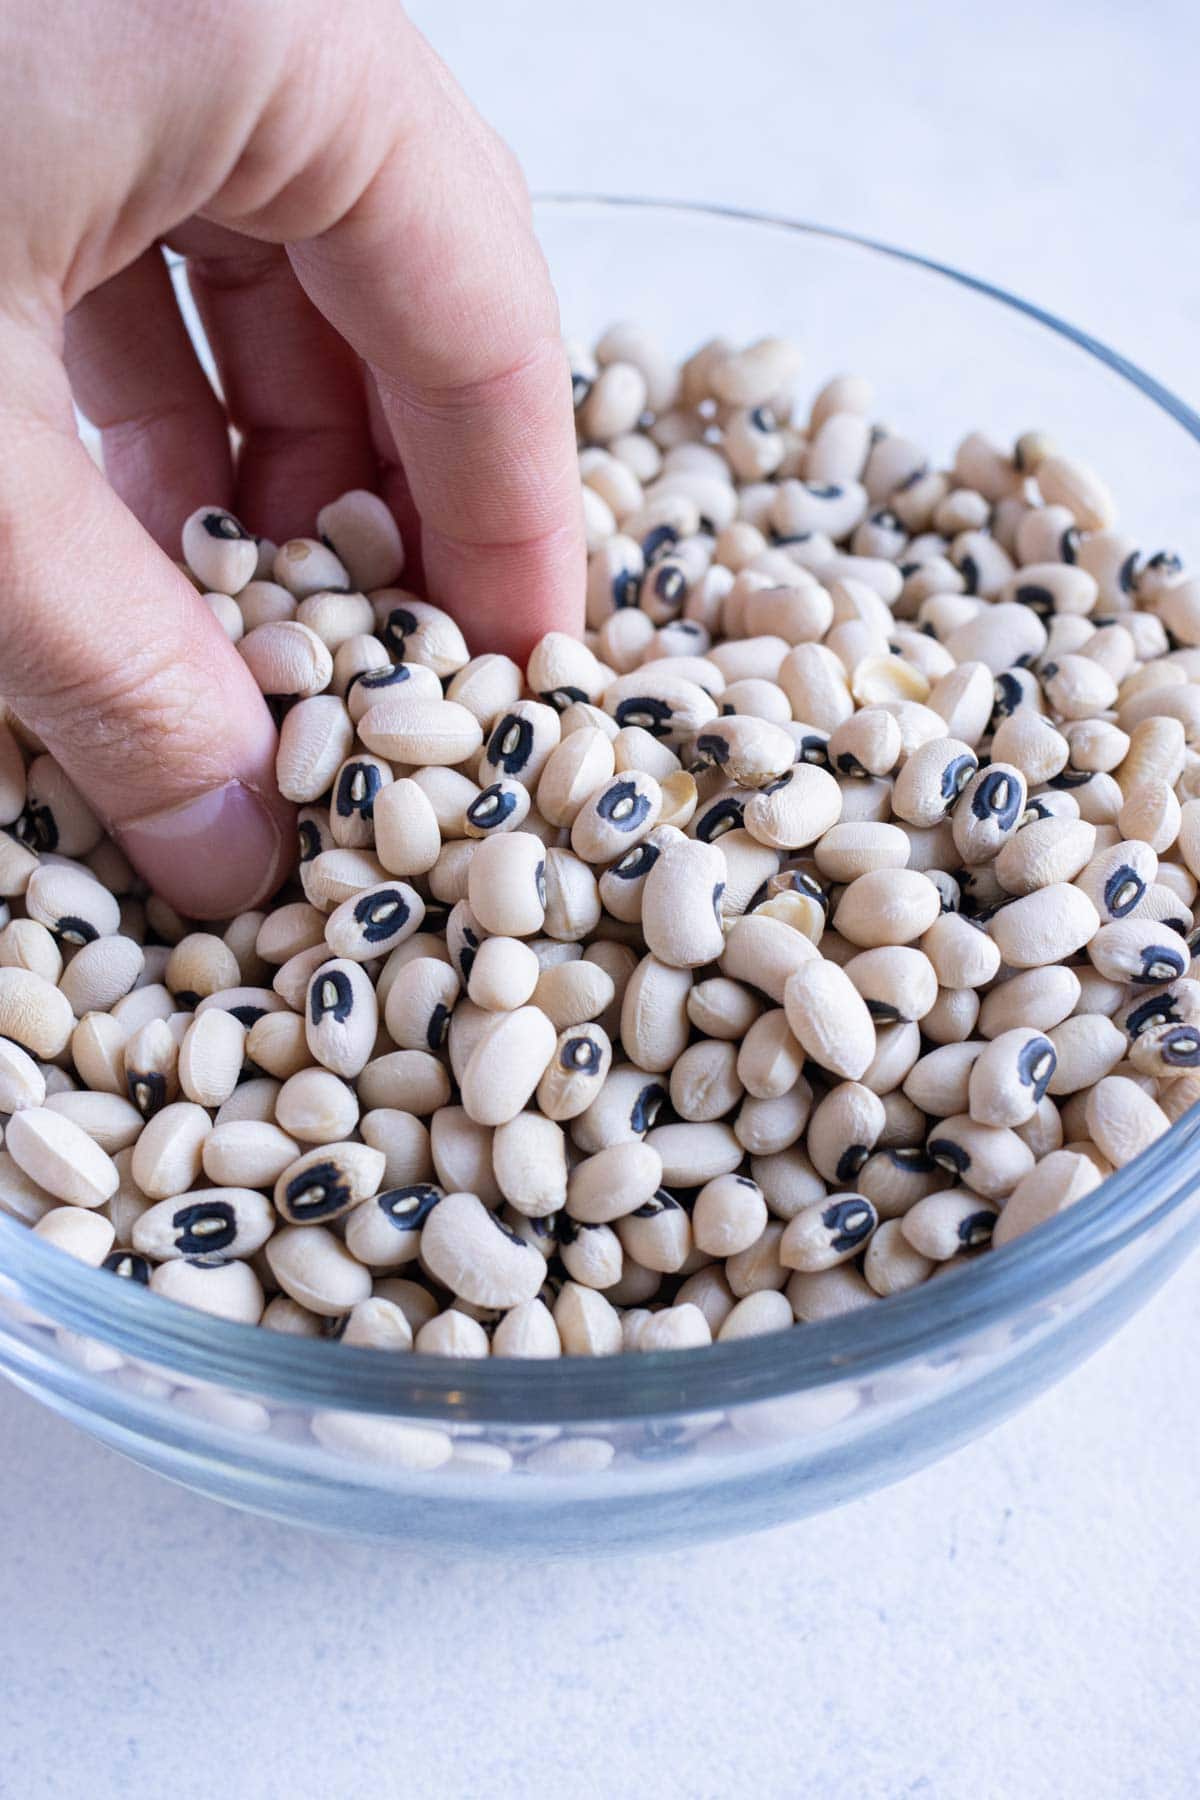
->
<box><xmin>3</xmin><ymin>322</ymin><xmax>1200</xmax><ymax>1361</ymax></box>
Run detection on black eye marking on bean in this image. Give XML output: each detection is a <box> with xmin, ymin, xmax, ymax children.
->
<box><xmin>711</xmin><ymin>881</ymin><xmax>726</xmax><ymax>923</ymax></box>
<box><xmin>1104</xmin><ymin>866</ymin><xmax>1145</xmax><ymax>917</ymax></box>
<box><xmin>695</xmin><ymin>795</ymin><xmax>745</xmax><ymax>841</ymax></box>
<box><xmin>1017</xmin><ymin>1036</ymin><xmax>1057</xmax><ymax>1099</ymax></box>
<box><xmin>870</xmin><ymin>508</ymin><xmax>903</xmax><ymax>531</ymax></box>
<box><xmin>959</xmin><ymin>1210</ymin><xmax>996</xmax><ymax>1248</ymax></box>
<box><xmin>929</xmin><ymin>1138</ymin><xmax>970</xmax><ymax>1174</ymax></box>
<box><xmin>102</xmin><ymin>1250</ymin><xmax>152</xmax><ymax>1283</ymax></box>
<box><xmin>596</xmin><ymin>779</ymin><xmax>652</xmax><ymax>832</ymax></box>
<box><xmin>992</xmin><ymin>672</ymin><xmax>1023</xmax><ymax>721</ymax></box>
<box><xmin>539</xmin><ymin>685</ymin><xmax>588</xmax><ymax>711</ymax></box>
<box><xmin>612</xmin><ymin>566</ymin><xmax>641</xmax><ymax>608</ymax></box>
<box><xmin>889</xmin><ymin>1148</ymin><xmax>936</xmax><ymax>1171</ymax></box>
<box><xmin>632</xmin><ymin>1193</ymin><xmax>672</xmax><ymax>1219</ymax></box>
<box><xmin>836</xmin><ymin>751</ymin><xmax>869</xmax><ymax>778</ymax></box>
<box><xmin>355</xmin><ymin>665</ymin><xmax>413</xmax><ymax>698</ymax></box>
<box><xmin>562</xmin><ymin>1035</ymin><xmax>601</xmax><ymax>1073</ymax></box>
<box><xmin>799</xmin><ymin>735</ymin><xmax>829</xmax><ymax>767</ymax></box>
<box><xmin>571</xmin><ymin>370</ymin><xmax>592</xmax><ymax>407</ymax></box>
<box><xmin>378</xmin><ymin>1185</ymin><xmax>442</xmax><ymax>1231</ymax></box>
<box><xmin>54</xmin><ymin>914</ymin><xmax>99</xmax><ymax>947</ymax></box>
<box><xmin>172</xmin><ymin>1199</ymin><xmax>238</xmax><ymax>1254</ymax></box>
<box><xmin>970</xmin><ymin>769</ymin><xmax>1022</xmax><ymax>829</ymax></box>
<box><xmin>172</xmin><ymin>989</ymin><xmax>201</xmax><ymax>1013</ymax></box>
<box><xmin>1139</xmin><ymin>945</ymin><xmax>1186</xmax><ymax>983</ymax></box>
<box><xmin>630</xmin><ymin>1082</ymin><xmax>667</xmax><ymax>1133</ymax></box>
<box><xmin>805</xmin><ymin>481</ymin><xmax>844</xmax><ymax>500</ymax></box>
<box><xmin>641</xmin><ymin>523</ymin><xmax>679</xmax><ymax>564</ymax></box>
<box><xmin>353</xmin><ymin>887</ymin><xmax>410</xmax><ymax>945</ymax></box>
<box><xmin>614</xmin><ymin>696</ymin><xmax>673</xmax><ymax>737</ymax></box>
<box><xmin>298</xmin><ymin>820</ymin><xmax>323</xmax><ymax>863</ymax></box>
<box><xmin>1161</xmin><ymin>1027</ymin><xmax>1200</xmax><ymax>1067</ymax></box>
<box><xmin>1060</xmin><ymin>527</ymin><xmax>1080</xmax><ymax>563</ymax></box>
<box><xmin>651</xmin><ymin>563</ymin><xmax>687</xmax><ymax>608</ymax></box>
<box><xmin>694</xmin><ymin>732</ymin><xmax>731</xmax><ymax>768</ymax></box>
<box><xmin>127</xmin><ymin>1070</ymin><xmax>168</xmax><ymax>1118</ymax></box>
<box><xmin>230</xmin><ymin>1005</ymin><xmax>268</xmax><ymax>1029</ymax></box>
<box><xmin>1118</xmin><ymin>550</ymin><xmax>1140</xmax><ymax>594</ymax></box>
<box><xmin>310</xmin><ymin>970</ymin><xmax>355</xmax><ymax>1027</ymax></box>
<box><xmin>285</xmin><ymin>1163</ymin><xmax>350</xmax><ymax>1222</ymax></box>
<box><xmin>202</xmin><ymin>510</ymin><xmax>247</xmax><ymax>540</ymax></box>
<box><xmin>381</xmin><ymin>607</ymin><xmax>418</xmax><ymax>657</ymax></box>
<box><xmin>535</xmin><ymin>859</ymin><xmax>547</xmax><ymax>908</ymax></box>
<box><xmin>467</xmin><ymin>785</ymin><xmax>518</xmax><ymax>831</ymax></box>
<box><xmin>866</xmin><ymin>999</ymin><xmax>903</xmax><ymax>1023</ymax></box>
<box><xmin>958</xmin><ymin>554</ymin><xmax>981</xmax><ymax>594</ymax></box>
<box><xmin>1124</xmin><ymin>993</ymin><xmax>1180</xmax><ymax>1038</ymax></box>
<box><xmin>336</xmin><ymin>762</ymin><xmax>383</xmax><ymax>821</ymax></box>
<box><xmin>773</xmin><ymin>532</ymin><xmax>813</xmax><ymax>547</ymax></box>
<box><xmin>426</xmin><ymin>1002</ymin><xmax>451</xmax><ymax>1050</ymax></box>
<box><xmin>488</xmin><ymin>713</ymin><xmax>534</xmax><ymax>775</ymax></box>
<box><xmin>835</xmin><ymin>1146</ymin><xmax>870</xmax><ymax>1184</ymax></box>
<box><xmin>529</xmin><ymin>1211</ymin><xmax>558</xmax><ymax>1241</ymax></box>
<box><xmin>821</xmin><ymin>1197</ymin><xmax>875</xmax><ymax>1252</ymax></box>
<box><xmin>1022</xmin><ymin>800</ymin><xmax>1053</xmax><ymax>824</ymax></box>
<box><xmin>1015</xmin><ymin>583</ymin><xmax>1056</xmax><ymax>618</ymax></box>
<box><xmin>612</xmin><ymin>840</ymin><xmax>659</xmax><ymax>882</ymax></box>
<box><xmin>749</xmin><ymin>405</ymin><xmax>776</xmax><ymax>432</ymax></box>
<box><xmin>1050</xmin><ymin>770</ymin><xmax>1093</xmax><ymax>790</ymax></box>
<box><xmin>16</xmin><ymin>805</ymin><xmax>58</xmax><ymax>852</ymax></box>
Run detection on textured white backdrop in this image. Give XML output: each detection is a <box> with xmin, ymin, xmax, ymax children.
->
<box><xmin>2</xmin><ymin>3</ymin><xmax>1199</xmax><ymax>1795</ymax></box>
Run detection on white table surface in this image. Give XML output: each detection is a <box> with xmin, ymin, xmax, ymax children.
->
<box><xmin>4</xmin><ymin>2</ymin><xmax>1199</xmax><ymax>1794</ymax></box>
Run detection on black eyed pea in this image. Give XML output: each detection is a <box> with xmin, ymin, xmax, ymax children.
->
<box><xmin>810</xmin><ymin>821</ymin><xmax>909</xmax><ymax>885</ymax></box>
<box><xmin>899</xmin><ymin>1190</ymin><xmax>999</xmax><ymax>1260</ymax></box>
<box><xmin>305</xmin><ymin>958</ymin><xmax>378</xmax><ymax>1078</ymax></box>
<box><xmin>640</xmin><ymin>837</ymin><xmax>727</xmax><ymax>969</ymax></box>
<box><xmin>466</xmin><ymin>936</ymin><xmax>540</xmax><ymax>1012</ymax></box>
<box><xmin>134</xmin><ymin>1188</ymin><xmax>275</xmax><ymax>1261</ymax></box>
<box><xmin>1117</xmin><ymin>777</ymin><xmax>1181</xmax><ymax>855</ymax></box>
<box><xmin>903</xmin><ymin>1041</ymin><xmax>984</xmax><ymax>1117</ymax></box>
<box><xmin>989</xmin><ymin>711</ymin><xmax>1070</xmax><ymax>785</ymax></box>
<box><xmin>862</xmin><ymin>1214</ymin><xmax>940</xmax><ymax>1296</ymax></box>
<box><xmin>273</xmin><ymin>536</ymin><xmax>351</xmax><ymax>599</ymax></box>
<box><xmin>148</xmin><ymin>1254</ymin><xmax>265</xmax><ymax>1323</ymax></box>
<box><xmin>925</xmin><ymin>1115</ymin><xmax>1035</xmax><ymax>1199</ymax></box>
<box><xmin>265</xmin><ymin>1224</ymin><xmax>371</xmax><ymax>1317</ymax></box>
<box><xmin>1015</xmin><ymin>1095</ymin><xmax>1065</xmax><ymax>1161</ymax></box>
<box><xmin>329</xmin><ymin>753</ymin><xmax>394</xmax><ymax>851</ymax></box>
<box><xmin>620</xmin><ymin>954</ymin><xmax>693</xmax><ymax>1073</ymax></box>
<box><xmin>657</xmin><ymin>769</ymin><xmax>699</xmax><ymax>832</ymax></box>
<box><xmin>536</xmin><ymin>1023</ymin><xmax>614</xmax><ymax>1122</ymax></box>
<box><xmin>308</xmin><ymin>847</ymin><xmax>392</xmax><ymax>912</ymax></box>
<box><xmin>34</xmin><ymin>1205</ymin><xmax>116</xmax><ymax>1266</ymax></box>
<box><xmin>0</xmin><ymin>1038</ymin><xmax>46</xmax><ymax>1113</ymax></box>
<box><xmin>856</xmin><ymin>1147</ymin><xmax>944</xmax><ymax>1218</ymax></box>
<box><xmin>324</xmin><ymin>881</ymin><xmax>425</xmax><ymax>962</ymax></box>
<box><xmin>1074</xmin><ymin>838</ymin><xmax>1158</xmax><ymax>923</ymax></box>
<box><xmin>805</xmin><ymin>1082</ymin><xmax>886</xmax><ymax>1186</ymax></box>
<box><xmin>421</xmin><ymin>1190</ymin><xmax>550</xmax><ymax>1309</ymax></box>
<box><xmin>1083</xmin><ymin>1075</ymin><xmax>1170</xmax><ymax>1168</ymax></box>
<box><xmin>826</xmin><ymin>706</ymin><xmax>904</xmax><ymax>780</ymax></box>
<box><xmin>991</xmin><ymin>1150</ymin><xmax>1102</xmax><ymax>1248</ymax></box>
<box><xmin>920</xmin><ymin>912</ymin><xmax>1003</xmax><ymax>989</ymax></box>
<box><xmin>616</xmin><ymin>1192</ymin><xmax>692</xmax><ymax>1273</ymax></box>
<box><xmin>834</xmin><ymin>869</ymin><xmax>942</xmax><ymax>950</ymax></box>
<box><xmin>644</xmin><ymin>1120</ymin><xmax>743</xmax><ymax>1187</ymax></box>
<box><xmin>721</xmin><ymin>912</ymin><xmax>820</xmax><ymax>1004</ymax></box>
<box><xmin>101</xmin><ymin>1249</ymin><xmax>154</xmax><ymax>1286</ymax></box>
<box><xmin>988</xmin><ymin>883</ymin><xmax>1100</xmax><ymax>969</ymax></box>
<box><xmin>181</xmin><ymin>505</ymin><xmax>258</xmax><ymax>594</ymax></box>
<box><xmin>129</xmin><ymin>1101</ymin><xmax>211</xmax><ymax>1199</ymax></box>
<box><xmin>978</xmin><ymin>964</ymin><xmax>1081</xmax><ymax>1039</ymax></box>
<box><xmin>358</xmin><ymin>1109</ymin><xmax>434</xmax><ymax>1190</ymax></box>
<box><xmin>315</xmin><ymin>490</ymin><xmax>404</xmax><ymax>591</ymax></box>
<box><xmin>780</xmin><ymin>1193</ymin><xmax>878</xmax><ymax>1272</ymax></box>
<box><xmin>614</xmin><ymin>723</ymin><xmax>684</xmax><ymax>782</ymax></box>
<box><xmin>634</xmin><ymin>1303</ymin><xmax>713</xmax><ymax>1352</ymax></box>
<box><xmin>944</xmin><ymin>601</ymin><xmax>1047</xmax><ymax>674</ymax></box>
<box><xmin>482</xmin><ymin>700</ymin><xmax>562</xmax><ymax>789</ymax></box>
<box><xmin>238</xmin><ymin>578</ymin><xmax>296</xmax><ymax>631</ymax></box>
<box><xmin>357</xmin><ymin>697</ymin><xmax>483</xmax><ymax>767</ymax></box>
<box><xmin>993</xmin><ymin>817</ymin><xmax>1096</xmax><ymax>895</ymax></box>
<box><xmin>466</xmin><ymin>832</ymin><xmax>547</xmax><ymax>938</ymax></box>
<box><xmin>687</xmin><ymin>976</ymin><xmax>764</xmax><ymax>1041</ymax></box>
<box><xmin>255</xmin><ymin>902</ymin><xmax>328</xmax><ymax>967</ymax></box>
<box><xmin>540</xmin><ymin>847</ymin><xmax>603</xmax><ymax>944</ymax></box>
<box><xmin>354</xmin><ymin>1050</ymin><xmax>448</xmax><ymax>1119</ymax></box>
<box><xmin>966</xmin><ymin>1027</ymin><xmax>1057</xmax><ymax>1127</ymax></box>
<box><xmin>736</xmin><ymin>1008</ymin><xmax>806</xmax><ymax>1099</ymax></box>
<box><xmin>273</xmin><ymin>945</ymin><xmax>335</xmax><ymax>1012</ymax></box>
<box><xmin>1089</xmin><ymin>918</ymin><xmax>1190</xmax><ymax>985</ymax></box>
<box><xmin>742</xmin><ymin>763</ymin><xmax>842</xmax><ymax>851</ymax></box>
<box><xmin>491</xmin><ymin>1296</ymin><xmax>562</xmax><ymax>1358</ymax></box>
<box><xmin>274</xmin><ymin>1141</ymin><xmax>387</xmax><ymax>1226</ymax></box>
<box><xmin>463</xmin><ymin>778</ymin><xmax>533</xmax><ymax>840</ymax></box>
<box><xmin>202</xmin><ymin>1121</ymin><xmax>300</xmax><ymax>1189</ymax></box>
<box><xmin>1128</xmin><ymin>1020</ymin><xmax>1200</xmax><ymax>1078</ymax></box>
<box><xmin>239</xmin><ymin>619</ymin><xmax>334</xmax><ymax>698</ymax></box>
<box><xmin>6</xmin><ymin>1106</ymin><xmax>119</xmax><ymax>1208</ymax></box>
<box><xmin>363</xmin><ymin>779</ymin><xmax>444</xmax><ymax>881</ymax></box>
<box><xmin>276</xmin><ymin>696</ymin><xmax>355</xmax><ymax>804</ymax></box>
<box><xmin>692</xmin><ymin>1173</ymin><xmax>769</xmax><ymax>1257</ymax></box>
<box><xmin>345</xmin><ymin>657</ymin><xmax>441</xmax><ymax>725</ymax></box>
<box><xmin>532</xmin><ymin>958</ymin><xmax>615</xmax><ymax>1031</ymax></box>
<box><xmin>723</xmin><ymin>1220</ymin><xmax>790</xmax><ymax>1297</ymax></box>
<box><xmin>491</xmin><ymin>1111</ymin><xmax>567</xmax><ymax>1217</ymax></box>
<box><xmin>0</xmin><ymin>917</ymin><xmax>63</xmax><ymax>984</ymax></box>
<box><xmin>343</xmin><ymin>1183</ymin><xmax>444</xmax><ymax>1269</ymax></box>
<box><xmin>784</xmin><ymin>958</ymin><xmax>876</xmax><ymax>1080</ymax></box>
<box><xmin>717</xmin><ymin>1288</ymin><xmax>795</xmax><ymax>1340</ymax></box>
<box><xmin>164</xmin><ymin>932</ymin><xmax>243</xmax><ymax>1006</ymax></box>
<box><xmin>339</xmin><ymin>1296</ymin><xmax>415</xmax><ymax>1353</ymax></box>
<box><xmin>370</xmin><ymin>596</ymin><xmax>471</xmax><ymax>676</ymax></box>
<box><xmin>843</xmin><ymin>946</ymin><xmax>938</xmax><ymax>1023</ymax></box>
<box><xmin>20</xmin><ymin>756</ymin><xmax>103</xmax><ymax>857</ymax></box>
<box><xmin>44</xmin><ymin>1090</ymin><xmax>144</xmax><ymax>1154</ymax></box>
<box><xmin>689</xmin><ymin>714</ymin><xmax>796</xmax><ymax>789</ymax></box>
<box><xmin>1063</xmin><ymin>717</ymin><xmax>1130</xmax><ymax>774</ymax></box>
<box><xmin>597</xmin><ymin>822</ymin><xmax>679</xmax><ymax>924</ymax></box>
<box><xmin>571</xmin><ymin>770</ymin><xmax>664</xmax><ymax>865</ymax></box>
<box><xmin>669</xmin><ymin>1038</ymin><xmax>744</xmax><ymax>1121</ymax></box>
<box><xmin>735</xmin><ymin>1081</ymin><xmax>815</xmax><ymax>1156</ymax></box>
<box><xmin>952</xmin><ymin>763</ymin><xmax>1028</xmax><ymax>865</ymax></box>
<box><xmin>176</xmin><ymin>1008</ymin><xmax>246</xmax><ymax>1109</ymax></box>
<box><xmin>429</xmin><ymin>1107</ymin><xmax>500</xmax><ymax>1206</ymax></box>
<box><xmin>213</xmin><ymin>1077</ymin><xmax>281</xmax><ymax>1128</ymax></box>
<box><xmin>25</xmin><ymin>863</ymin><xmax>121</xmax><ymax>946</ymax></box>
<box><xmin>459</xmin><ymin>1005</ymin><xmax>558</xmax><ymax>1126</ymax></box>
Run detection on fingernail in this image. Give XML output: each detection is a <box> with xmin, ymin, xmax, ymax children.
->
<box><xmin>117</xmin><ymin>781</ymin><xmax>289</xmax><ymax>920</ymax></box>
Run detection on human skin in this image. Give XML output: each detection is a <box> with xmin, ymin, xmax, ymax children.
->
<box><xmin>0</xmin><ymin>0</ymin><xmax>585</xmax><ymax>916</ymax></box>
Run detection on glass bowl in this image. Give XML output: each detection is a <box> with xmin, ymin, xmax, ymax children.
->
<box><xmin>3</xmin><ymin>197</ymin><xmax>1200</xmax><ymax>1554</ymax></box>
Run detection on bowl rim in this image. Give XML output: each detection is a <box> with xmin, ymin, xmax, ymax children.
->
<box><xmin>4</xmin><ymin>193</ymin><xmax>1200</xmax><ymax>1424</ymax></box>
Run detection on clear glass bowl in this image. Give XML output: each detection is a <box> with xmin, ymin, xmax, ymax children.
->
<box><xmin>3</xmin><ymin>197</ymin><xmax>1200</xmax><ymax>1553</ymax></box>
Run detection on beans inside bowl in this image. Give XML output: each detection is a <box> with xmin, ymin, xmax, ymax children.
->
<box><xmin>2</xmin><ymin>312</ymin><xmax>1199</xmax><ymax>1370</ymax></box>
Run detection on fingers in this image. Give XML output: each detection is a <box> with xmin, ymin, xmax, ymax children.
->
<box><xmin>62</xmin><ymin>248</ymin><xmax>233</xmax><ymax>552</ymax></box>
<box><xmin>0</xmin><ymin>324</ymin><xmax>293</xmax><ymax>919</ymax></box>
<box><xmin>173</xmin><ymin>221</ymin><xmax>377</xmax><ymax>541</ymax></box>
<box><xmin>283</xmin><ymin>24</ymin><xmax>584</xmax><ymax>662</ymax></box>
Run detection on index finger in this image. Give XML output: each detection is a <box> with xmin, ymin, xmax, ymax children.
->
<box><xmin>285</xmin><ymin>29</ymin><xmax>584</xmax><ymax>663</ymax></box>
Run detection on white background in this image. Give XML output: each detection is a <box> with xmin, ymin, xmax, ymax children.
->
<box><xmin>4</xmin><ymin>3</ymin><xmax>1199</xmax><ymax>1795</ymax></box>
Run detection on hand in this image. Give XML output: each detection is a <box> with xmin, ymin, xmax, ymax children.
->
<box><xmin>0</xmin><ymin>0</ymin><xmax>584</xmax><ymax>917</ymax></box>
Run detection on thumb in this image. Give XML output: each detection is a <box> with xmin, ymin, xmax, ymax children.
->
<box><xmin>0</xmin><ymin>330</ymin><xmax>293</xmax><ymax>919</ymax></box>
